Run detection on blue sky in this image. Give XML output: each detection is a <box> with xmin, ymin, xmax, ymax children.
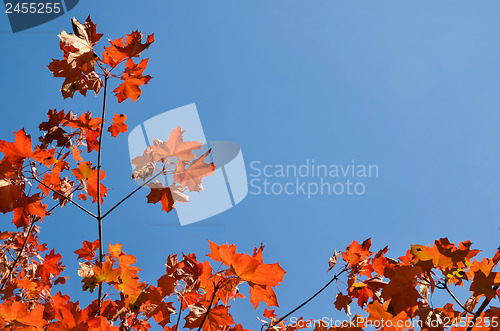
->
<box><xmin>1</xmin><ymin>0</ymin><xmax>500</xmax><ymax>329</ymax></box>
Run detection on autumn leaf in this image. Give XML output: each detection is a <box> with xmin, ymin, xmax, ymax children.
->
<box><xmin>382</xmin><ymin>264</ymin><xmax>422</xmax><ymax>316</ymax></box>
<box><xmin>146</xmin><ymin>183</ymin><xmax>175</xmax><ymax>213</ymax></box>
<box><xmin>366</xmin><ymin>300</ymin><xmax>408</xmax><ymax>328</ymax></box>
<box><xmin>184</xmin><ymin>303</ymin><xmax>235</xmax><ymax>331</ymax></box>
<box><xmin>72</xmin><ymin>161</ymin><xmax>107</xmax><ymax>204</ymax></box>
<box><xmin>334</xmin><ymin>292</ymin><xmax>353</xmax><ymax>315</ymax></box>
<box><xmin>102</xmin><ymin>31</ymin><xmax>154</xmax><ymax>67</ymax></box>
<box><xmin>0</xmin><ymin>157</ymin><xmax>24</xmax><ymax>213</ymax></box>
<box><xmin>74</xmin><ymin>240</ymin><xmax>100</xmax><ymax>261</ymax></box>
<box><xmin>93</xmin><ymin>260</ymin><xmax>120</xmax><ymax>284</ymax></box>
<box><xmin>113</xmin><ymin>59</ymin><xmax>152</xmax><ymax>103</ymax></box>
<box><xmin>0</xmin><ymin>301</ymin><xmax>46</xmax><ymax>328</ymax></box>
<box><xmin>342</xmin><ymin>238</ymin><xmax>373</xmax><ymax>268</ymax></box>
<box><xmin>152</xmin><ymin>126</ymin><xmax>202</xmax><ymax>162</ymax></box>
<box><xmin>174</xmin><ymin>149</ymin><xmax>215</xmax><ymax>192</ymax></box>
<box><xmin>39</xmin><ymin>109</ymin><xmax>71</xmax><ymax>148</ymax></box>
<box><xmin>107</xmin><ymin>114</ymin><xmax>128</xmax><ymax>137</ymax></box>
<box><xmin>0</xmin><ymin>129</ymin><xmax>34</xmax><ymax>167</ymax></box>
<box><xmin>12</xmin><ymin>194</ymin><xmax>47</xmax><ymax>228</ymax></box>
<box><xmin>328</xmin><ymin>249</ymin><xmax>340</xmax><ymax>272</ymax></box>
<box><xmin>48</xmin><ymin>16</ymin><xmax>103</xmax><ymax>99</ymax></box>
<box><xmin>470</xmin><ymin>269</ymin><xmax>500</xmax><ymax>300</ymax></box>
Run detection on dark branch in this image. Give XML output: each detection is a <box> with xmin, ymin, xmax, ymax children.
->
<box><xmin>267</xmin><ymin>267</ymin><xmax>348</xmax><ymax>330</ymax></box>
<box><xmin>436</xmin><ymin>281</ymin><xmax>473</xmax><ymax>314</ymax></box>
<box><xmin>96</xmin><ymin>74</ymin><xmax>109</xmax><ymax>314</ymax></box>
<box><xmin>32</xmin><ymin>177</ymin><xmax>97</xmax><ymax>219</ymax></box>
<box><xmin>197</xmin><ymin>282</ymin><xmax>220</xmax><ymax>331</ymax></box>
<box><xmin>102</xmin><ymin>171</ymin><xmax>163</xmax><ymax>220</ymax></box>
<box><xmin>465</xmin><ymin>286</ymin><xmax>499</xmax><ymax>331</ymax></box>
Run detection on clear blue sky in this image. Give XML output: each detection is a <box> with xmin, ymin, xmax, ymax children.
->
<box><xmin>1</xmin><ymin>0</ymin><xmax>500</xmax><ymax>329</ymax></box>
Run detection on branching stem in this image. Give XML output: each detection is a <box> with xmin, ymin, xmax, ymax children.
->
<box><xmin>465</xmin><ymin>286</ymin><xmax>499</xmax><ymax>331</ymax></box>
<box><xmin>96</xmin><ymin>74</ymin><xmax>109</xmax><ymax>314</ymax></box>
<box><xmin>33</xmin><ymin>177</ymin><xmax>97</xmax><ymax>218</ymax></box>
<box><xmin>267</xmin><ymin>267</ymin><xmax>348</xmax><ymax>330</ymax></box>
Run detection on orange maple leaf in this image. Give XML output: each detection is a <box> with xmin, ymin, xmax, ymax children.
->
<box><xmin>174</xmin><ymin>149</ymin><xmax>215</xmax><ymax>192</ymax></box>
<box><xmin>72</xmin><ymin>161</ymin><xmax>107</xmax><ymax>204</ymax></box>
<box><xmin>113</xmin><ymin>59</ymin><xmax>152</xmax><ymax>103</ymax></box>
<box><xmin>342</xmin><ymin>238</ymin><xmax>373</xmax><ymax>268</ymax></box>
<box><xmin>0</xmin><ymin>129</ymin><xmax>35</xmax><ymax>167</ymax></box>
<box><xmin>184</xmin><ymin>303</ymin><xmax>235</xmax><ymax>331</ymax></box>
<box><xmin>12</xmin><ymin>194</ymin><xmax>47</xmax><ymax>228</ymax></box>
<box><xmin>74</xmin><ymin>240</ymin><xmax>100</xmax><ymax>261</ymax></box>
<box><xmin>107</xmin><ymin>114</ymin><xmax>128</xmax><ymax>137</ymax></box>
<box><xmin>382</xmin><ymin>265</ymin><xmax>422</xmax><ymax>316</ymax></box>
<box><xmin>102</xmin><ymin>31</ymin><xmax>154</xmax><ymax>67</ymax></box>
<box><xmin>0</xmin><ymin>301</ymin><xmax>46</xmax><ymax>328</ymax></box>
<box><xmin>152</xmin><ymin>126</ymin><xmax>202</xmax><ymax>162</ymax></box>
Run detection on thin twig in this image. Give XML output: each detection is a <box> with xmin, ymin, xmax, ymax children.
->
<box><xmin>173</xmin><ymin>300</ymin><xmax>183</xmax><ymax>331</ymax></box>
<box><xmin>46</xmin><ymin>184</ymin><xmax>83</xmax><ymax>214</ymax></box>
<box><xmin>0</xmin><ymin>217</ymin><xmax>36</xmax><ymax>294</ymax></box>
<box><xmin>465</xmin><ymin>286</ymin><xmax>499</xmax><ymax>331</ymax></box>
<box><xmin>102</xmin><ymin>171</ymin><xmax>163</xmax><ymax>220</ymax></box>
<box><xmin>32</xmin><ymin>177</ymin><xmax>97</xmax><ymax>219</ymax></box>
<box><xmin>96</xmin><ymin>74</ymin><xmax>109</xmax><ymax>314</ymax></box>
<box><xmin>436</xmin><ymin>281</ymin><xmax>473</xmax><ymax>314</ymax></box>
<box><xmin>267</xmin><ymin>267</ymin><xmax>348</xmax><ymax>330</ymax></box>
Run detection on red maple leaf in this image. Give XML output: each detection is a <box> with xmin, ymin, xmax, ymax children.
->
<box><xmin>113</xmin><ymin>59</ymin><xmax>152</xmax><ymax>103</ymax></box>
<box><xmin>102</xmin><ymin>31</ymin><xmax>154</xmax><ymax>67</ymax></box>
<box><xmin>107</xmin><ymin>114</ymin><xmax>128</xmax><ymax>137</ymax></box>
<box><xmin>72</xmin><ymin>161</ymin><xmax>107</xmax><ymax>204</ymax></box>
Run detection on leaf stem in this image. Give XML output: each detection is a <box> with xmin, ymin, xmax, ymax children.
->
<box><xmin>0</xmin><ymin>216</ymin><xmax>36</xmax><ymax>294</ymax></box>
<box><xmin>267</xmin><ymin>267</ymin><xmax>348</xmax><ymax>330</ymax></box>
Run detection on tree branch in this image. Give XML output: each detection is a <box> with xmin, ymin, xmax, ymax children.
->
<box><xmin>436</xmin><ymin>281</ymin><xmax>473</xmax><ymax>314</ymax></box>
<box><xmin>96</xmin><ymin>74</ymin><xmax>109</xmax><ymax>314</ymax></box>
<box><xmin>102</xmin><ymin>171</ymin><xmax>163</xmax><ymax>220</ymax></box>
<box><xmin>32</xmin><ymin>177</ymin><xmax>97</xmax><ymax>219</ymax></box>
<box><xmin>465</xmin><ymin>286</ymin><xmax>499</xmax><ymax>331</ymax></box>
<box><xmin>173</xmin><ymin>299</ymin><xmax>183</xmax><ymax>331</ymax></box>
<box><xmin>267</xmin><ymin>267</ymin><xmax>348</xmax><ymax>330</ymax></box>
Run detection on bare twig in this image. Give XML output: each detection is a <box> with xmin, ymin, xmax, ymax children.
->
<box><xmin>267</xmin><ymin>267</ymin><xmax>348</xmax><ymax>330</ymax></box>
<box><xmin>173</xmin><ymin>300</ymin><xmax>183</xmax><ymax>331</ymax></box>
<box><xmin>102</xmin><ymin>171</ymin><xmax>163</xmax><ymax>220</ymax></box>
<box><xmin>436</xmin><ymin>281</ymin><xmax>473</xmax><ymax>314</ymax></box>
<box><xmin>32</xmin><ymin>177</ymin><xmax>97</xmax><ymax>219</ymax></box>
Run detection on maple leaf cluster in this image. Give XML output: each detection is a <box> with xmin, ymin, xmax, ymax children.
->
<box><xmin>294</xmin><ymin>238</ymin><xmax>500</xmax><ymax>331</ymax></box>
<box><xmin>48</xmin><ymin>16</ymin><xmax>154</xmax><ymax>103</ymax></box>
<box><xmin>132</xmin><ymin>126</ymin><xmax>215</xmax><ymax>213</ymax></box>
